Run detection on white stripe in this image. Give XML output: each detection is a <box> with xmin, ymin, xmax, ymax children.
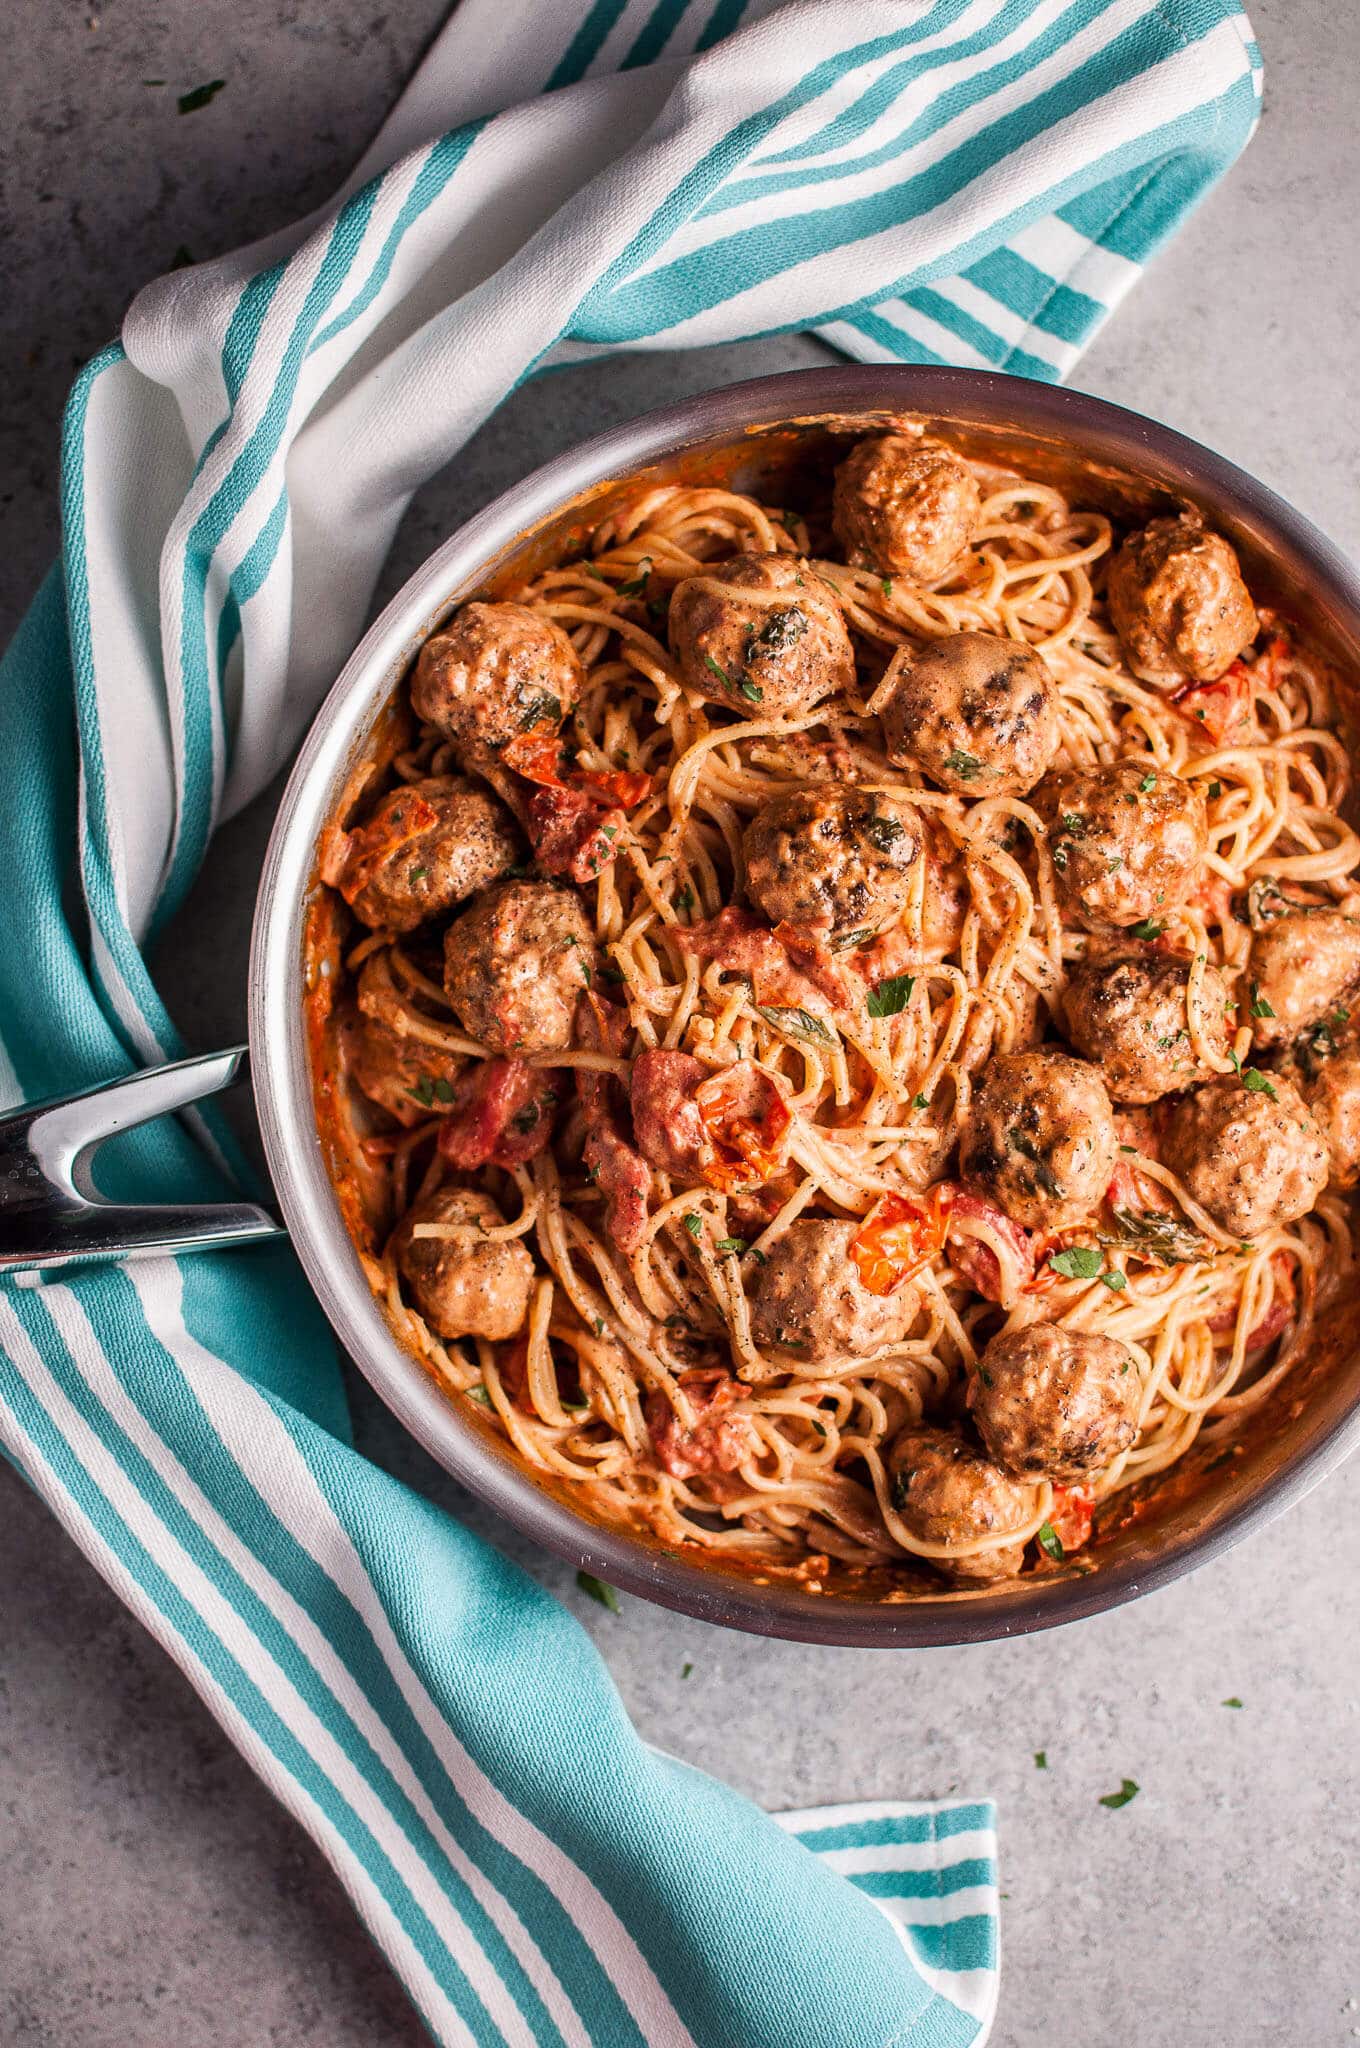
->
<box><xmin>871</xmin><ymin>297</ymin><xmax>996</xmax><ymax>370</ymax></box>
<box><xmin>13</xmin><ymin>1285</ymin><xmax>539</xmax><ymax>2048</ymax></box>
<box><xmin>130</xmin><ymin>1259</ymin><xmax>698</xmax><ymax>2048</ymax></box>
<box><xmin>600</xmin><ymin>17</ymin><xmax>1252</xmax><ymax>348</ymax></box>
<box><xmin>779</xmin><ymin>1796</ymin><xmax>993</xmax><ymax>1831</ymax></box>
<box><xmin>924</xmin><ymin>274</ymin><xmax>1077</xmax><ymax>370</ymax></box>
<box><xmin>813</xmin><ymin>1829</ymin><xmax>997</xmax><ymax>1875</ymax></box>
<box><xmin>0</xmin><ymin>1312</ymin><xmax>482</xmax><ymax>2048</ymax></box>
<box><xmin>622</xmin><ymin>0</ymin><xmax>1153</xmax><ymax>279</ymax></box>
<box><xmin>886</xmin><ymin>1918</ymin><xmax>998</xmax><ymax>2033</ymax></box>
<box><xmin>874</xmin><ymin>1885</ymin><xmax>997</xmax><ymax>1927</ymax></box>
<box><xmin>1007</xmin><ymin>213</ymin><xmax>1141</xmax><ymax>302</ymax></box>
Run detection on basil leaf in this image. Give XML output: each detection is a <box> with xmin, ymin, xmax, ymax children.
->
<box><xmin>1242</xmin><ymin>1067</ymin><xmax>1277</xmax><ymax>1098</ymax></box>
<box><xmin>576</xmin><ymin>1571</ymin><xmax>621</xmax><ymax>1613</ymax></box>
<box><xmin>755</xmin><ymin>1004</ymin><xmax>834</xmax><ymax>1044</ymax></box>
<box><xmin>1249</xmin><ymin>983</ymin><xmax>1275</xmax><ymax>1018</ymax></box>
<box><xmin>866</xmin><ymin>973</ymin><xmax>915</xmax><ymax>1019</ymax></box>
<box><xmin>1099</xmin><ymin>1269</ymin><xmax>1127</xmax><ymax>1292</ymax></box>
<box><xmin>1036</xmin><ymin>1521</ymin><xmax>1065</xmax><ymax>1561</ymax></box>
<box><xmin>617</xmin><ymin>557</ymin><xmax>652</xmax><ymax>596</ymax></box>
<box><xmin>1098</xmin><ymin>1778</ymin><xmax>1140</xmax><ymax>1810</ymax></box>
<box><xmin>943</xmin><ymin>747</ymin><xmax>984</xmax><ymax>781</ymax></box>
<box><xmin>1049</xmin><ymin>1245</ymin><xmax>1102</xmax><ymax>1280</ymax></box>
<box><xmin>714</xmin><ymin>1237</ymin><xmax>749</xmax><ymax>1256</ymax></box>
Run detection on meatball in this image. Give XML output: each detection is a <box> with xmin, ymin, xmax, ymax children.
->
<box><xmin>348</xmin><ymin>954</ymin><xmax>464</xmax><ymax>1127</ymax></box>
<box><xmin>326</xmin><ymin>775</ymin><xmax>521</xmax><ymax>933</ymax></box>
<box><xmin>831</xmin><ymin>434</ymin><xmax>982</xmax><ymax>585</ymax></box>
<box><xmin>879</xmin><ymin>631</ymin><xmax>1060</xmax><ymax>798</ymax></box>
<box><xmin>1290</xmin><ymin>1038</ymin><xmax>1360</xmax><ymax>1190</ymax></box>
<box><xmin>749</xmin><ymin>1219</ymin><xmax>918</xmax><ymax>1367</ymax></box>
<box><xmin>742</xmin><ymin>785</ymin><xmax>921</xmax><ymax>938</ymax></box>
<box><xmin>1161</xmin><ymin>1072</ymin><xmax>1328</xmax><ymax>1238</ymax></box>
<box><xmin>960</xmin><ymin>1047</ymin><xmax>1118</xmax><ymax>1231</ymax></box>
<box><xmin>1245</xmin><ymin>908</ymin><xmax>1360</xmax><ymax>1051</ymax></box>
<box><xmin>1062</xmin><ymin>951</ymin><xmax>1233</xmax><ymax>1103</ymax></box>
<box><xmin>410</xmin><ymin>601</ymin><xmax>582</xmax><ymax>762</ymax></box>
<box><xmin>668</xmin><ymin>554</ymin><xmax>853</xmax><ymax>718</ymax></box>
<box><xmin>970</xmin><ymin>1324</ymin><xmax>1140</xmax><ymax>1482</ymax></box>
<box><xmin>886</xmin><ymin>1426</ymin><xmax>1033</xmax><ymax>1583</ymax></box>
<box><xmin>443</xmin><ymin>880</ymin><xmax>595</xmax><ymax>1054</ymax></box>
<box><xmin>395</xmin><ymin>1186</ymin><xmax>534</xmax><ymax>1342</ymax></box>
<box><xmin>1036</xmin><ymin>758</ymin><xmax>1207</xmax><ymax>932</ymax></box>
<box><xmin>1107</xmin><ymin>514</ymin><xmax>1257</xmax><ymax>686</ymax></box>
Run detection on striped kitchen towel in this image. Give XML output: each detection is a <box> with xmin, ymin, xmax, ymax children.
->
<box><xmin>1</xmin><ymin>2</ymin><xmax>1259</xmax><ymax>2043</ymax></box>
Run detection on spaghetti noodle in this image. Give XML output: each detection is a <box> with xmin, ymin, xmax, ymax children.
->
<box><xmin>309</xmin><ymin>435</ymin><xmax>1360</xmax><ymax>1591</ymax></box>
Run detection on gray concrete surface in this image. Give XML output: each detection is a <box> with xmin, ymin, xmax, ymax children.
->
<box><xmin>3</xmin><ymin>3</ymin><xmax>1359</xmax><ymax>2044</ymax></box>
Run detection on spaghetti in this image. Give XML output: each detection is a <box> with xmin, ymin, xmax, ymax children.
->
<box><xmin>309</xmin><ymin>438</ymin><xmax>1360</xmax><ymax>1591</ymax></box>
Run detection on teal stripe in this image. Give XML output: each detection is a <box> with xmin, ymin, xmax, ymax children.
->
<box><xmin>548</xmin><ymin>0</ymin><xmax>630</xmax><ymax>88</ymax></box>
<box><xmin>792</xmin><ymin>1805</ymin><xmax>995</xmax><ymax>1851</ymax></box>
<box><xmin>0</xmin><ymin>1347</ymin><xmax>508</xmax><ymax>2048</ymax></box>
<box><xmin>133</xmin><ymin>1260</ymin><xmax>649</xmax><ymax>2048</ymax></box>
<box><xmin>581</xmin><ymin>9</ymin><xmax>1246</xmax><ymax>341</ymax></box>
<box><xmin>7</xmin><ymin>1282</ymin><xmax>557</xmax><ymax>2048</ymax></box>
<box><xmin>905</xmin><ymin>1913</ymin><xmax>998</xmax><ymax>1974</ymax></box>
<box><xmin>695</xmin><ymin>0</ymin><xmax>748</xmax><ymax>51</ymax></box>
<box><xmin>908</xmin><ymin>286</ymin><xmax>1010</xmax><ymax>364</ymax></box>
<box><xmin>740</xmin><ymin>0</ymin><xmax>1076</xmax><ymax>183</ymax></box>
<box><xmin>622</xmin><ymin>0</ymin><xmax>690</xmax><ymax>69</ymax></box>
<box><xmin>847</xmin><ymin>1857</ymin><xmax>996</xmax><ymax>1901</ymax></box>
<box><xmin>834</xmin><ymin>307</ymin><xmax>950</xmax><ymax>365</ymax></box>
<box><xmin>963</xmin><ymin>245</ymin><xmax>1105</xmax><ymax>338</ymax></box>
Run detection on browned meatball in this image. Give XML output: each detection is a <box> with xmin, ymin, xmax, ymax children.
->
<box><xmin>1062</xmin><ymin>951</ymin><xmax>1233</xmax><ymax>1103</ymax></box>
<box><xmin>1245</xmin><ymin>908</ymin><xmax>1360</xmax><ymax>1051</ymax></box>
<box><xmin>443</xmin><ymin>880</ymin><xmax>595</xmax><ymax>1054</ymax></box>
<box><xmin>742</xmin><ymin>785</ymin><xmax>921</xmax><ymax>938</ymax></box>
<box><xmin>1162</xmin><ymin>1071</ymin><xmax>1328</xmax><ymax>1238</ymax></box>
<box><xmin>831</xmin><ymin>435</ymin><xmax>982</xmax><ymax>585</ymax></box>
<box><xmin>886</xmin><ymin>1425</ymin><xmax>1034</xmax><ymax>1582</ymax></box>
<box><xmin>970</xmin><ymin>1324</ymin><xmax>1140</xmax><ymax>1482</ymax></box>
<box><xmin>1107</xmin><ymin>514</ymin><xmax>1257</xmax><ymax>686</ymax></box>
<box><xmin>325</xmin><ymin>776</ymin><xmax>521</xmax><ymax>933</ymax></box>
<box><xmin>749</xmin><ymin>1219</ymin><xmax>917</xmax><ymax>1367</ymax></box>
<box><xmin>1288</xmin><ymin>1037</ymin><xmax>1360</xmax><ymax>1190</ymax></box>
<box><xmin>1036</xmin><ymin>759</ymin><xmax>1207</xmax><ymax>932</ymax></box>
<box><xmin>960</xmin><ymin>1048</ymin><xmax>1118</xmax><ymax>1231</ymax></box>
<box><xmin>411</xmin><ymin>601</ymin><xmax>582</xmax><ymax>762</ymax></box>
<box><xmin>879</xmin><ymin>631</ymin><xmax>1060</xmax><ymax>798</ymax></box>
<box><xmin>668</xmin><ymin>554</ymin><xmax>853</xmax><ymax>719</ymax></box>
<box><xmin>395</xmin><ymin>1186</ymin><xmax>534</xmax><ymax>1342</ymax></box>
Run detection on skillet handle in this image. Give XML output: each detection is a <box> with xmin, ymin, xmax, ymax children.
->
<box><xmin>0</xmin><ymin>1046</ymin><xmax>285</xmax><ymax>1275</ymax></box>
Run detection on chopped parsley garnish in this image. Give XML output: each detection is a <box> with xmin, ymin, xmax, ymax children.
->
<box><xmin>467</xmin><ymin>1384</ymin><xmax>491</xmax><ymax>1405</ymax></box>
<box><xmin>599</xmin><ymin>960</ymin><xmax>626</xmax><ymax>983</ymax></box>
<box><xmin>831</xmin><ymin>926</ymin><xmax>880</xmax><ymax>953</ymax></box>
<box><xmin>433</xmin><ymin>1077</ymin><xmax>455</xmax><ymax>1103</ymax></box>
<box><xmin>738</xmin><ymin>679</ymin><xmax>765</xmax><ymax>703</ymax></box>
<box><xmin>408</xmin><ymin>1078</ymin><xmax>437</xmax><ymax>1108</ymax></box>
<box><xmin>518</xmin><ymin>691</ymin><xmax>562</xmax><ymax>731</ymax></box>
<box><xmin>703</xmin><ymin>653</ymin><xmax>734</xmax><ymax>689</ymax></box>
<box><xmin>1034</xmin><ymin>1750</ymin><xmax>1048</xmax><ymax>1770</ymax></box>
<box><xmin>1008</xmin><ymin>1127</ymin><xmax>1060</xmax><ymax>1194</ymax></box>
<box><xmin>865</xmin><ymin>813</ymin><xmax>905</xmax><ymax>853</ymax></box>
<box><xmin>681</xmin><ymin>1661</ymin><xmax>694</xmax><ymax>1679</ymax></box>
<box><xmin>943</xmin><ymin>747</ymin><xmax>984</xmax><ymax>781</ymax></box>
<box><xmin>1049</xmin><ymin>1245</ymin><xmax>1102</xmax><ymax>1281</ymax></box>
<box><xmin>682</xmin><ymin>1213</ymin><xmax>703</xmax><ymax>1239</ymax></box>
<box><xmin>881</xmin><ymin>578</ymin><xmax>894</xmax><ymax>597</ymax></box>
<box><xmin>1207</xmin><ymin>780</ymin><xmax>1222</xmax><ymax>800</ymax></box>
<box><xmin>1036</xmin><ymin>1521</ymin><xmax>1065</xmax><ymax>1561</ymax></box>
<box><xmin>178</xmin><ymin>78</ymin><xmax>226</xmax><ymax>113</ymax></box>
<box><xmin>715</xmin><ymin>1237</ymin><xmax>749</xmax><ymax>1258</ymax></box>
<box><xmin>1222</xmin><ymin>1696</ymin><xmax>1243</xmax><ymax>1708</ymax></box>
<box><xmin>1098</xmin><ymin>1779</ymin><xmax>1140</xmax><ymax>1810</ymax></box>
<box><xmin>1249</xmin><ymin>983</ymin><xmax>1275</xmax><ymax>1019</ymax></box>
<box><xmin>913</xmin><ymin>1092</ymin><xmax>931</xmax><ymax>1110</ymax></box>
<box><xmin>576</xmin><ymin>1572</ymin><xmax>621</xmax><ymax>1613</ymax></box>
<box><xmin>676</xmin><ymin>884</ymin><xmax>695</xmax><ymax>913</ymax></box>
<box><xmin>1139</xmin><ymin>772</ymin><xmax>1157</xmax><ymax>792</ymax></box>
<box><xmin>617</xmin><ymin>558</ymin><xmax>652</xmax><ymax>596</ymax></box>
<box><xmin>1052</xmin><ymin>843</ymin><xmax>1069</xmax><ymax>870</ymax></box>
<box><xmin>1336</xmin><ymin>1006</ymin><xmax>1351</xmax><ymax>1024</ymax></box>
<box><xmin>866</xmin><ymin>972</ymin><xmax>915</xmax><ymax>1019</ymax></box>
<box><xmin>1131</xmin><ymin>919</ymin><xmax>1166</xmax><ymax>941</ymax></box>
<box><xmin>1061</xmin><ymin>813</ymin><xmax>1089</xmax><ymax>838</ymax></box>
<box><xmin>593</xmin><ymin>1316</ymin><xmax>605</xmax><ymax>1336</ymax></box>
<box><xmin>1100</xmin><ymin>1269</ymin><xmax>1127</xmax><ymax>1291</ymax></box>
<box><xmin>1107</xmin><ymin>856</ymin><xmax>1123</xmax><ymax>872</ymax></box>
<box><xmin>408</xmin><ymin>864</ymin><xmax>430</xmax><ymax>884</ymax></box>
<box><xmin>755</xmin><ymin>1003</ymin><xmax>835</xmax><ymax>1044</ymax></box>
<box><xmin>890</xmin><ymin>1469</ymin><xmax>913</xmax><ymax>1510</ymax></box>
<box><xmin>1242</xmin><ymin>1067</ymin><xmax>1277</xmax><ymax>1098</ymax></box>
